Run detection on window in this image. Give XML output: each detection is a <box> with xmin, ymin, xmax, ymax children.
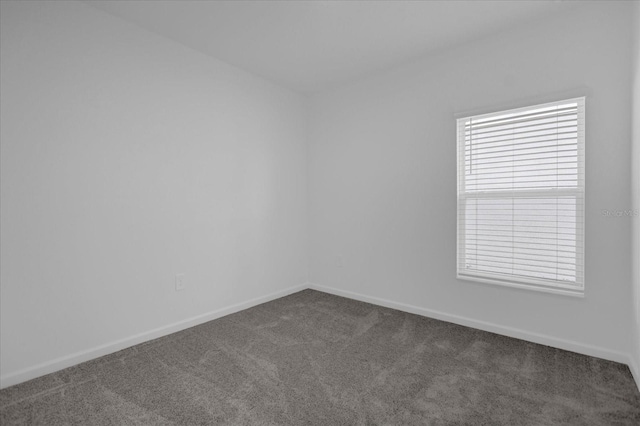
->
<box><xmin>457</xmin><ymin>97</ymin><xmax>585</xmax><ymax>296</ymax></box>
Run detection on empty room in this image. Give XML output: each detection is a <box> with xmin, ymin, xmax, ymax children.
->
<box><xmin>1</xmin><ymin>0</ymin><xmax>639</xmax><ymax>424</ymax></box>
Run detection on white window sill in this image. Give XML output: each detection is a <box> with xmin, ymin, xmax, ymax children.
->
<box><xmin>457</xmin><ymin>273</ymin><xmax>585</xmax><ymax>298</ymax></box>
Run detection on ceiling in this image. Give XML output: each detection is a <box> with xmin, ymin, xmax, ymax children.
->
<box><xmin>87</xmin><ymin>0</ymin><xmax>582</xmax><ymax>94</ymax></box>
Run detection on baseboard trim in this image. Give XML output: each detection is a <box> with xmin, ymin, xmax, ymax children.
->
<box><xmin>309</xmin><ymin>283</ymin><xmax>631</xmax><ymax>365</ymax></box>
<box><xmin>5</xmin><ymin>281</ymin><xmax>638</xmax><ymax>392</ymax></box>
<box><xmin>0</xmin><ymin>282</ymin><xmax>308</xmax><ymax>389</ymax></box>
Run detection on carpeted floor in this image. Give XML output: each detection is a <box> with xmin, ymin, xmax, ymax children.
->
<box><xmin>1</xmin><ymin>289</ymin><xmax>639</xmax><ymax>425</ymax></box>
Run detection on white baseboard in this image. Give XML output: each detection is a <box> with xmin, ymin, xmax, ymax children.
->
<box><xmin>0</xmin><ymin>282</ymin><xmax>308</xmax><ymax>389</ymax></box>
<box><xmin>309</xmin><ymin>283</ymin><xmax>631</xmax><ymax>366</ymax></box>
<box><xmin>5</xmin><ymin>281</ymin><xmax>638</xmax><ymax>393</ymax></box>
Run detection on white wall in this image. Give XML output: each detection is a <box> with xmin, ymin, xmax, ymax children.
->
<box><xmin>2</xmin><ymin>0</ymin><xmax>637</xmax><ymax>391</ymax></box>
<box><xmin>309</xmin><ymin>2</ymin><xmax>634</xmax><ymax>361</ymax></box>
<box><xmin>0</xmin><ymin>1</ymin><xmax>308</xmax><ymax>386</ymax></box>
<box><xmin>631</xmin><ymin>0</ymin><xmax>640</xmax><ymax>387</ymax></box>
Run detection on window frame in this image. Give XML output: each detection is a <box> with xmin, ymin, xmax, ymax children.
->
<box><xmin>456</xmin><ymin>97</ymin><xmax>586</xmax><ymax>297</ymax></box>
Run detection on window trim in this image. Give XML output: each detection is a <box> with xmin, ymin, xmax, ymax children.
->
<box><xmin>456</xmin><ymin>97</ymin><xmax>585</xmax><ymax>297</ymax></box>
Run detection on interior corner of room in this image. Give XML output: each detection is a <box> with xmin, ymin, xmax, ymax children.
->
<box><xmin>0</xmin><ymin>0</ymin><xmax>639</xmax><ymax>420</ymax></box>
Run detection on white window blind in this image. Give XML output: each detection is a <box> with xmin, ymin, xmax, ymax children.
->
<box><xmin>457</xmin><ymin>97</ymin><xmax>585</xmax><ymax>296</ymax></box>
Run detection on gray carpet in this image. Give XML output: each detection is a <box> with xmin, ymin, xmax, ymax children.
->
<box><xmin>1</xmin><ymin>289</ymin><xmax>639</xmax><ymax>425</ymax></box>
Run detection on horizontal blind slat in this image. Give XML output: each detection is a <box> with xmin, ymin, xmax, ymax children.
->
<box><xmin>465</xmin><ymin>128</ymin><xmax>578</xmax><ymax>146</ymax></box>
<box><xmin>465</xmin><ymin>106</ymin><xmax>577</xmax><ymax>129</ymax></box>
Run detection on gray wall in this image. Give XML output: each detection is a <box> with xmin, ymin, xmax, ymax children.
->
<box><xmin>631</xmin><ymin>0</ymin><xmax>640</xmax><ymax>384</ymax></box>
<box><xmin>0</xmin><ymin>1</ymin><xmax>308</xmax><ymax>386</ymax></box>
<box><xmin>309</xmin><ymin>2</ymin><xmax>634</xmax><ymax>362</ymax></box>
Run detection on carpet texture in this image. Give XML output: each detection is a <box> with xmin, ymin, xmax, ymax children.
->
<box><xmin>1</xmin><ymin>289</ymin><xmax>639</xmax><ymax>425</ymax></box>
